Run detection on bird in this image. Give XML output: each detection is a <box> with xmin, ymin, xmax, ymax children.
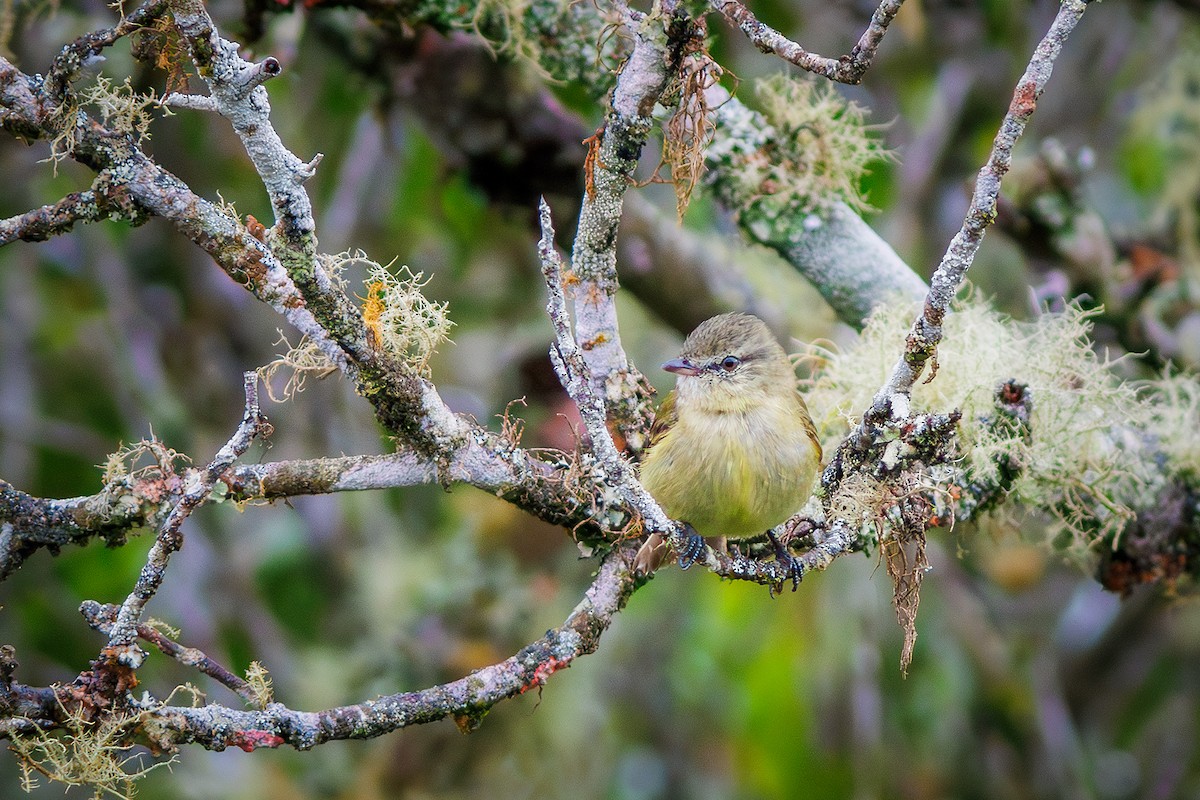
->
<box><xmin>633</xmin><ymin>312</ymin><xmax>822</xmax><ymax>576</ymax></box>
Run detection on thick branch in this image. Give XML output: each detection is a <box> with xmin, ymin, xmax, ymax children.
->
<box><xmin>567</xmin><ymin>9</ymin><xmax>695</xmax><ymax>444</ymax></box>
<box><xmin>704</xmin><ymin>88</ymin><xmax>927</xmax><ymax>326</ymax></box>
<box><xmin>0</xmin><ymin>440</ymin><xmax>610</xmax><ymax>580</ymax></box>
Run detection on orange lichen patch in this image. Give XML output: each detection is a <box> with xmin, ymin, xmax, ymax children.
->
<box><xmin>245</xmin><ymin>214</ymin><xmax>266</xmax><ymax>241</ymax></box>
<box><xmin>361</xmin><ymin>281</ymin><xmax>385</xmax><ymax>349</ymax></box>
<box><xmin>583</xmin><ymin>128</ymin><xmax>604</xmax><ymax>200</ymax></box>
<box><xmin>1009</xmin><ymin>80</ymin><xmax>1038</xmax><ymax>116</ymax></box>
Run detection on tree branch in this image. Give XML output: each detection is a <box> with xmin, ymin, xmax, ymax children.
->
<box><xmin>710</xmin><ymin>0</ymin><xmax>905</xmax><ymax>84</ymax></box>
<box><xmin>80</xmin><ymin>601</ymin><xmax>262</xmax><ymax>707</ymax></box>
<box><xmin>104</xmin><ymin>374</ymin><xmax>269</xmax><ymax>662</ymax></box>
<box><xmin>567</xmin><ymin>7</ymin><xmax>696</xmax><ymax>445</ymax></box>
<box><xmin>139</xmin><ymin>548</ymin><xmax>639</xmax><ymax>749</ymax></box>
<box><xmin>832</xmin><ymin>0</ymin><xmax>1090</xmax><ymax>478</ymax></box>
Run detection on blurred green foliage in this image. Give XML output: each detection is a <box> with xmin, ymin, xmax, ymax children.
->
<box><xmin>2</xmin><ymin>0</ymin><xmax>1200</xmax><ymax>798</ymax></box>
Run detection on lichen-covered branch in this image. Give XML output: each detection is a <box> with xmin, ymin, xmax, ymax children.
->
<box><xmin>104</xmin><ymin>373</ymin><xmax>269</xmax><ymax>661</ymax></box>
<box><xmin>138</xmin><ymin>548</ymin><xmax>638</xmax><ymax>749</ymax></box>
<box><xmin>710</xmin><ymin>0</ymin><xmax>904</xmax><ymax>84</ymax></box>
<box><xmin>855</xmin><ymin>0</ymin><xmax>1088</xmax><ymax>429</ymax></box>
<box><xmin>42</xmin><ymin>0</ymin><xmax>170</xmax><ymax>102</ymax></box>
<box><xmin>540</xmin><ymin>200</ymin><xmax>678</xmax><ymax>545</ymax></box>
<box><xmin>80</xmin><ymin>601</ymin><xmax>261</xmax><ymax>707</ymax></box>
<box><xmin>0</xmin><ymin>477</ymin><xmax>169</xmax><ymax>581</ymax></box>
<box><xmin>165</xmin><ymin>0</ymin><xmax>320</xmax><ymax>253</ymax></box>
<box><xmin>567</xmin><ymin>7</ymin><xmax>697</xmax><ymax>445</ymax></box>
<box><xmin>0</xmin><ymin>188</ymin><xmax>113</xmax><ymax>244</ymax></box>
<box><xmin>0</xmin><ymin>436</ymin><xmax>619</xmax><ymax>580</ymax></box>
<box><xmin>704</xmin><ymin>86</ymin><xmax>927</xmax><ymax>327</ymax></box>
<box><xmin>0</xmin><ymin>51</ymin><xmax>353</xmax><ymax>376</ymax></box>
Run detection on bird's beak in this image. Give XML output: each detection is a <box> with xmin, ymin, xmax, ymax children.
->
<box><xmin>662</xmin><ymin>358</ymin><xmax>702</xmax><ymax>376</ymax></box>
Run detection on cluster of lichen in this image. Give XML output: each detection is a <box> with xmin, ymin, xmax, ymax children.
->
<box><xmin>707</xmin><ymin>74</ymin><xmax>888</xmax><ymax>224</ymax></box>
<box><xmin>803</xmin><ymin>296</ymin><xmax>1197</xmax><ymax>559</ymax></box>
<box><xmin>348</xmin><ymin>253</ymin><xmax>453</xmax><ymax>376</ymax></box>
<box><xmin>48</xmin><ymin>76</ymin><xmax>160</xmax><ymax>168</ymax></box>
<box><xmin>400</xmin><ymin>0</ymin><xmax>615</xmax><ymax>84</ymax></box>
<box><xmin>10</xmin><ymin>704</ymin><xmax>175</xmax><ymax>800</ymax></box>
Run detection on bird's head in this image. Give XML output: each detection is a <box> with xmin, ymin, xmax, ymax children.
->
<box><xmin>664</xmin><ymin>313</ymin><xmax>794</xmax><ymax>412</ymax></box>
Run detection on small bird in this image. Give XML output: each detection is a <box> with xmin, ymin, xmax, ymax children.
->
<box><xmin>633</xmin><ymin>313</ymin><xmax>822</xmax><ymax>576</ymax></box>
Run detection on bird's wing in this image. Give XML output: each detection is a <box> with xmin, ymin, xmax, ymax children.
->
<box><xmin>647</xmin><ymin>389</ymin><xmax>679</xmax><ymax>450</ymax></box>
<box><xmin>796</xmin><ymin>393</ymin><xmax>823</xmax><ymax>464</ymax></box>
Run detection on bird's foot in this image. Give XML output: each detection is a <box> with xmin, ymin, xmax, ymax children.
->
<box><xmin>676</xmin><ymin>524</ymin><xmax>707</xmax><ymax>570</ymax></box>
<box><xmin>767</xmin><ymin>530</ymin><xmax>802</xmax><ymax>593</ymax></box>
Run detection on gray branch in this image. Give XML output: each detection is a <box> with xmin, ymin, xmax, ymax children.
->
<box><xmin>710</xmin><ymin>0</ymin><xmax>905</xmax><ymax>84</ymax></box>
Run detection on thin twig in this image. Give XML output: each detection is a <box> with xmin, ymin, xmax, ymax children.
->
<box><xmin>105</xmin><ymin>374</ymin><xmax>269</xmax><ymax>663</ymax></box>
<box><xmin>539</xmin><ymin>199</ymin><xmax>682</xmax><ymax>549</ymax></box>
<box><xmin>43</xmin><ymin>0</ymin><xmax>169</xmax><ymax>101</ymax></box>
<box><xmin>80</xmin><ymin>601</ymin><xmax>260</xmax><ymax>707</ymax></box>
<box><xmin>831</xmin><ymin>0</ymin><xmax>1090</xmax><ymax>475</ymax></box>
<box><xmin>0</xmin><ymin>190</ymin><xmax>106</xmax><ymax>244</ymax></box>
<box><xmin>164</xmin><ymin>0</ymin><xmax>319</xmax><ymax>253</ymax></box>
<box><xmin>710</xmin><ymin>0</ymin><xmax>905</xmax><ymax>84</ymax></box>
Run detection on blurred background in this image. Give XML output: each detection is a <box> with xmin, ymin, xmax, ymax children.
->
<box><xmin>2</xmin><ymin>0</ymin><xmax>1200</xmax><ymax>796</ymax></box>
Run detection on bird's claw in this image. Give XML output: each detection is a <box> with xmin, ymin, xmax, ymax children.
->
<box><xmin>767</xmin><ymin>531</ymin><xmax>802</xmax><ymax>593</ymax></box>
<box><xmin>676</xmin><ymin>526</ymin><xmax>707</xmax><ymax>570</ymax></box>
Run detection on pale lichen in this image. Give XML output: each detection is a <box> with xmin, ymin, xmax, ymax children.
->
<box><xmin>804</xmin><ymin>295</ymin><xmax>1166</xmax><ymax>558</ymax></box>
<box><xmin>707</xmin><ymin>73</ymin><xmax>889</xmax><ymax>220</ymax></box>
<box><xmin>346</xmin><ymin>251</ymin><xmax>453</xmax><ymax>376</ymax></box>
<box><xmin>10</xmin><ymin>698</ymin><xmax>176</xmax><ymax>799</ymax></box>
<box><xmin>244</xmin><ymin>661</ymin><xmax>273</xmax><ymax>709</ymax></box>
<box><xmin>257</xmin><ymin>332</ymin><xmax>337</xmax><ymax>403</ymax></box>
<box><xmin>46</xmin><ymin>76</ymin><xmax>160</xmax><ymax>170</ymax></box>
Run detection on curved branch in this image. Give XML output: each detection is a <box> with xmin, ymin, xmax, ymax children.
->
<box><xmin>104</xmin><ymin>374</ymin><xmax>269</xmax><ymax>659</ymax></box>
<box><xmin>710</xmin><ymin>0</ymin><xmax>905</xmax><ymax>84</ymax></box>
<box><xmin>140</xmin><ymin>548</ymin><xmax>639</xmax><ymax>748</ymax></box>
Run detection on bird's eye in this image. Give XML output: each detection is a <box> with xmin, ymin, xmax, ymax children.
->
<box><xmin>720</xmin><ymin>356</ymin><xmax>741</xmax><ymax>371</ymax></box>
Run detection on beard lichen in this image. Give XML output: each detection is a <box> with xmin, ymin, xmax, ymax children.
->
<box><xmin>257</xmin><ymin>332</ymin><xmax>337</xmax><ymax>403</ymax></box>
<box><xmin>803</xmin><ymin>295</ymin><xmax>1193</xmax><ymax>565</ymax></box>
<box><xmin>707</xmin><ymin>73</ymin><xmax>890</xmax><ymax>222</ymax></box>
<box><xmin>316</xmin><ymin>250</ymin><xmax>453</xmax><ymax>376</ymax></box>
<box><xmin>10</xmin><ymin>696</ymin><xmax>178</xmax><ymax>800</ymax></box>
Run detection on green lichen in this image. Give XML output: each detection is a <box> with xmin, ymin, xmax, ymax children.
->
<box><xmin>708</xmin><ymin>74</ymin><xmax>889</xmax><ymax>222</ymax></box>
<box><xmin>396</xmin><ymin>0</ymin><xmax>615</xmax><ymax>84</ymax></box>
<box><xmin>804</xmin><ymin>295</ymin><xmax>1160</xmax><ymax>557</ymax></box>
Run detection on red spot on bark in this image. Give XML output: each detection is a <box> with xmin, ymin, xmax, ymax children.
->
<box><xmin>519</xmin><ymin>656</ymin><xmax>568</xmax><ymax>694</ymax></box>
<box><xmin>231</xmin><ymin>730</ymin><xmax>284</xmax><ymax>751</ymax></box>
<box><xmin>1009</xmin><ymin>81</ymin><xmax>1038</xmax><ymax>116</ymax></box>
